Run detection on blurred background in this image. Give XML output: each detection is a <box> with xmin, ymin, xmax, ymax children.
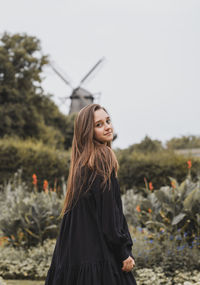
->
<box><xmin>0</xmin><ymin>0</ymin><xmax>200</xmax><ymax>284</ymax></box>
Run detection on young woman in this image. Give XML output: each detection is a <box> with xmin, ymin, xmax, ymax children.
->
<box><xmin>45</xmin><ymin>104</ymin><xmax>137</xmax><ymax>285</ymax></box>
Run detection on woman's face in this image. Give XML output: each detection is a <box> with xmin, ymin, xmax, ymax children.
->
<box><xmin>93</xmin><ymin>108</ymin><xmax>114</xmax><ymax>144</ymax></box>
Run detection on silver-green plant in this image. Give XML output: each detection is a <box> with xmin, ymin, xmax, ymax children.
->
<box><xmin>122</xmin><ymin>168</ymin><xmax>200</xmax><ymax>240</ymax></box>
<box><xmin>0</xmin><ymin>169</ymin><xmax>66</xmax><ymax>247</ymax></box>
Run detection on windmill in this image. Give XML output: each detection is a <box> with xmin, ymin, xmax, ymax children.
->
<box><xmin>49</xmin><ymin>57</ymin><xmax>105</xmax><ymax>114</ymax></box>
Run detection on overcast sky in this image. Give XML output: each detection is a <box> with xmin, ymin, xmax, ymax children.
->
<box><xmin>1</xmin><ymin>0</ymin><xmax>200</xmax><ymax>149</ymax></box>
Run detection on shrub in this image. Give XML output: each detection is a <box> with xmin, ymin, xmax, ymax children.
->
<box><xmin>0</xmin><ymin>238</ymin><xmax>56</xmax><ymax>279</ymax></box>
<box><xmin>0</xmin><ymin>137</ymin><xmax>70</xmax><ymax>188</ymax></box>
<box><xmin>122</xmin><ymin>168</ymin><xmax>200</xmax><ymax>241</ymax></box>
<box><xmin>116</xmin><ymin>148</ymin><xmax>200</xmax><ymax>190</ymax></box>
<box><xmin>0</xmin><ymin>231</ymin><xmax>199</xmax><ymax>280</ymax></box>
<box><xmin>0</xmin><ymin>169</ymin><xmax>65</xmax><ymax>247</ymax></box>
<box><xmin>129</xmin><ymin>227</ymin><xmax>200</xmax><ymax>272</ymax></box>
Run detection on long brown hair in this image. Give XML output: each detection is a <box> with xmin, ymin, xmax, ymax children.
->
<box><xmin>60</xmin><ymin>104</ymin><xmax>118</xmax><ymax>217</ymax></box>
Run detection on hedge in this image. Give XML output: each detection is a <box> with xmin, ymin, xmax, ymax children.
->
<box><xmin>0</xmin><ymin>137</ymin><xmax>70</xmax><ymax>189</ymax></box>
<box><xmin>116</xmin><ymin>149</ymin><xmax>200</xmax><ymax>191</ymax></box>
<box><xmin>1</xmin><ymin>137</ymin><xmax>200</xmax><ymax>191</ymax></box>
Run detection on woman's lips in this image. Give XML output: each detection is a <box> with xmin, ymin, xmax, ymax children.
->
<box><xmin>104</xmin><ymin>132</ymin><xmax>112</xmax><ymax>136</ymax></box>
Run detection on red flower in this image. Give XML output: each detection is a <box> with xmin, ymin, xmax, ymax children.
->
<box><xmin>136</xmin><ymin>205</ymin><xmax>141</xmax><ymax>212</ymax></box>
<box><xmin>149</xmin><ymin>182</ymin><xmax>154</xmax><ymax>191</ymax></box>
<box><xmin>32</xmin><ymin>174</ymin><xmax>37</xmax><ymax>186</ymax></box>
<box><xmin>0</xmin><ymin>236</ymin><xmax>9</xmax><ymax>247</ymax></box>
<box><xmin>187</xmin><ymin>160</ymin><xmax>192</xmax><ymax>169</ymax></box>
<box><xmin>171</xmin><ymin>180</ymin><xmax>176</xmax><ymax>189</ymax></box>
<box><xmin>148</xmin><ymin>208</ymin><xmax>152</xmax><ymax>213</ymax></box>
<box><xmin>43</xmin><ymin>180</ymin><xmax>49</xmax><ymax>193</ymax></box>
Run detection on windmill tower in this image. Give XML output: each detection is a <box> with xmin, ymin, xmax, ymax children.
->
<box><xmin>50</xmin><ymin>58</ymin><xmax>105</xmax><ymax>114</ymax></box>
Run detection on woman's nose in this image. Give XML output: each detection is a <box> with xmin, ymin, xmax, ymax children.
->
<box><xmin>105</xmin><ymin>123</ymin><xmax>111</xmax><ymax>130</ymax></box>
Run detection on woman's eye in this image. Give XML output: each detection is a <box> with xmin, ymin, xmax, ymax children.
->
<box><xmin>95</xmin><ymin>119</ymin><xmax>111</xmax><ymax>127</ymax></box>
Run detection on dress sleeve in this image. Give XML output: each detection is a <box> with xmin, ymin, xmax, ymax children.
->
<box><xmin>93</xmin><ymin>171</ymin><xmax>134</xmax><ymax>263</ymax></box>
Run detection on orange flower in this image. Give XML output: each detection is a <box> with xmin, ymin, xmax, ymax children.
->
<box><xmin>136</xmin><ymin>205</ymin><xmax>141</xmax><ymax>212</ymax></box>
<box><xmin>171</xmin><ymin>180</ymin><xmax>176</xmax><ymax>189</ymax></box>
<box><xmin>0</xmin><ymin>236</ymin><xmax>9</xmax><ymax>247</ymax></box>
<box><xmin>43</xmin><ymin>180</ymin><xmax>49</xmax><ymax>193</ymax></box>
<box><xmin>18</xmin><ymin>232</ymin><xmax>24</xmax><ymax>238</ymax></box>
<box><xmin>11</xmin><ymin>235</ymin><xmax>15</xmax><ymax>241</ymax></box>
<box><xmin>187</xmin><ymin>160</ymin><xmax>192</xmax><ymax>169</ymax></box>
<box><xmin>3</xmin><ymin>236</ymin><xmax>9</xmax><ymax>240</ymax></box>
<box><xmin>149</xmin><ymin>182</ymin><xmax>154</xmax><ymax>191</ymax></box>
<box><xmin>148</xmin><ymin>208</ymin><xmax>152</xmax><ymax>213</ymax></box>
<box><xmin>32</xmin><ymin>174</ymin><xmax>37</xmax><ymax>185</ymax></box>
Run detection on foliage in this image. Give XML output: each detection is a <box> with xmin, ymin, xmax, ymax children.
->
<box><xmin>129</xmin><ymin>227</ymin><xmax>200</xmax><ymax>272</ymax></box>
<box><xmin>0</xmin><ymin>233</ymin><xmax>199</xmax><ymax>280</ymax></box>
<box><xmin>166</xmin><ymin>135</ymin><xmax>200</xmax><ymax>150</ymax></box>
<box><xmin>0</xmin><ymin>162</ymin><xmax>200</xmax><ymax>279</ymax></box>
<box><xmin>0</xmin><ymin>169</ymin><xmax>65</xmax><ymax>247</ymax></box>
<box><xmin>0</xmin><ymin>137</ymin><xmax>70</xmax><ymax>188</ymax></box>
<box><xmin>0</xmin><ymin>32</ymin><xmax>75</xmax><ymax>150</ymax></box>
<box><xmin>116</xmin><ymin>146</ymin><xmax>200</xmax><ymax>190</ymax></box>
<box><xmin>1</xmin><ymin>134</ymin><xmax>200</xmax><ymax>190</ymax></box>
<box><xmin>127</xmin><ymin>136</ymin><xmax>164</xmax><ymax>154</ymax></box>
<box><xmin>122</xmin><ymin>168</ymin><xmax>200</xmax><ymax>241</ymax></box>
<box><xmin>0</xmin><ymin>238</ymin><xmax>55</xmax><ymax>279</ymax></box>
<box><xmin>64</xmin><ymin>113</ymin><xmax>76</xmax><ymax>150</ymax></box>
<box><xmin>0</xmin><ymin>32</ymin><xmax>47</xmax><ymax>139</ymax></box>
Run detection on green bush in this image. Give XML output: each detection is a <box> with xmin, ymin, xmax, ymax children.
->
<box><xmin>0</xmin><ymin>232</ymin><xmax>199</xmax><ymax>280</ymax></box>
<box><xmin>129</xmin><ymin>227</ymin><xmax>200</xmax><ymax>272</ymax></box>
<box><xmin>1</xmin><ymin>135</ymin><xmax>200</xmax><ymax>191</ymax></box>
<box><xmin>0</xmin><ymin>137</ymin><xmax>70</xmax><ymax>188</ymax></box>
<box><xmin>122</xmin><ymin>173</ymin><xmax>200</xmax><ymax>240</ymax></box>
<box><xmin>0</xmin><ymin>238</ymin><xmax>55</xmax><ymax>279</ymax></box>
<box><xmin>0</xmin><ymin>169</ymin><xmax>65</xmax><ymax>247</ymax></box>
<box><xmin>116</xmin><ymin>149</ymin><xmax>200</xmax><ymax>190</ymax></box>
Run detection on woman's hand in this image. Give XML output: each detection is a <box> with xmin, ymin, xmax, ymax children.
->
<box><xmin>121</xmin><ymin>256</ymin><xmax>135</xmax><ymax>272</ymax></box>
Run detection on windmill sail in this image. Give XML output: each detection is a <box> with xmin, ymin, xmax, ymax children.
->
<box><xmin>49</xmin><ymin>58</ymin><xmax>105</xmax><ymax>114</ymax></box>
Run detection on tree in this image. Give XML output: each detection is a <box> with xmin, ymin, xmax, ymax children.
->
<box><xmin>127</xmin><ymin>136</ymin><xmax>164</xmax><ymax>154</ymax></box>
<box><xmin>167</xmin><ymin>136</ymin><xmax>200</xmax><ymax>150</ymax></box>
<box><xmin>0</xmin><ymin>32</ymin><xmax>47</xmax><ymax>138</ymax></box>
<box><xmin>0</xmin><ymin>32</ymin><xmax>74</xmax><ymax>149</ymax></box>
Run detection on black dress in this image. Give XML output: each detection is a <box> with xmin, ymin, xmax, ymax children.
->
<box><xmin>45</xmin><ymin>170</ymin><xmax>137</xmax><ymax>285</ymax></box>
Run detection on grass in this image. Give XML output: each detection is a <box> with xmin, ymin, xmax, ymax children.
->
<box><xmin>6</xmin><ymin>281</ymin><xmax>44</xmax><ymax>285</ymax></box>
